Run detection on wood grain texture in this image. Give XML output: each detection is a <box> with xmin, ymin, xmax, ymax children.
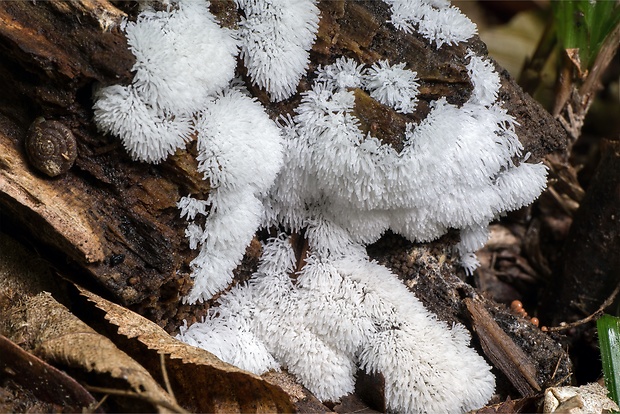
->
<box><xmin>465</xmin><ymin>297</ymin><xmax>541</xmax><ymax>397</ymax></box>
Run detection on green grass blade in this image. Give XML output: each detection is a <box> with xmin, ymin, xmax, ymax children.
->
<box><xmin>597</xmin><ymin>314</ymin><xmax>620</xmax><ymax>407</ymax></box>
<box><xmin>586</xmin><ymin>1</ymin><xmax>620</xmax><ymax>67</ymax></box>
<box><xmin>552</xmin><ymin>1</ymin><xmax>579</xmax><ymax>49</ymax></box>
<box><xmin>552</xmin><ymin>0</ymin><xmax>620</xmax><ymax>69</ymax></box>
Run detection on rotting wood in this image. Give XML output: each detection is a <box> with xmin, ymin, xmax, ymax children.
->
<box><xmin>465</xmin><ymin>297</ymin><xmax>542</xmax><ymax>397</ymax></box>
<box><xmin>0</xmin><ymin>0</ymin><xmax>569</xmax><ymax>332</ymax></box>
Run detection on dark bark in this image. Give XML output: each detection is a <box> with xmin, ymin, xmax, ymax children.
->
<box><xmin>0</xmin><ymin>2</ymin><xmax>571</xmax><ymax>393</ymax></box>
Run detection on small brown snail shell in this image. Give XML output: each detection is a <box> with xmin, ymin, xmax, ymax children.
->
<box><xmin>25</xmin><ymin>117</ymin><xmax>77</xmax><ymax>177</ymax></box>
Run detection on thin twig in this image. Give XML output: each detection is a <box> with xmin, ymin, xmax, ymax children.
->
<box><xmin>290</xmin><ymin>231</ymin><xmax>309</xmax><ymax>276</ymax></box>
<box><xmin>558</xmin><ymin>20</ymin><xmax>620</xmax><ymax>139</ymax></box>
<box><xmin>84</xmin><ymin>385</ymin><xmax>189</xmax><ymax>414</ymax></box>
<box><xmin>545</xmin><ymin>283</ymin><xmax>620</xmax><ymax>332</ymax></box>
<box><xmin>552</xmin><ymin>373</ymin><xmax>574</xmax><ymax>388</ymax></box>
<box><xmin>88</xmin><ymin>394</ymin><xmax>108</xmax><ymax>414</ymax></box>
<box><xmin>550</xmin><ymin>352</ymin><xmax>563</xmax><ymax>382</ymax></box>
<box><xmin>160</xmin><ymin>352</ymin><xmax>176</xmax><ymax>403</ymax></box>
<box><xmin>518</xmin><ymin>17</ymin><xmax>556</xmax><ymax>95</ymax></box>
<box><xmin>547</xmin><ymin>186</ymin><xmax>576</xmax><ymax>216</ymax></box>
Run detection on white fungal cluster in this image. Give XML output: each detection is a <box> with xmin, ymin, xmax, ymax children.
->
<box><xmin>365</xmin><ymin>60</ymin><xmax>420</xmax><ymax>113</ymax></box>
<box><xmin>93</xmin><ymin>0</ymin><xmax>317</xmax><ymax>302</ymax></box>
<box><xmin>93</xmin><ymin>0</ymin><xmax>237</xmax><ymax>162</ymax></box>
<box><xmin>179</xmin><ymin>88</ymin><xmax>283</xmax><ymax>302</ymax></box>
<box><xmin>236</xmin><ymin>0</ymin><xmax>320</xmax><ymax>101</ymax></box>
<box><xmin>179</xmin><ymin>234</ymin><xmax>495</xmax><ymax>412</ymax></box>
<box><xmin>384</xmin><ymin>0</ymin><xmax>477</xmax><ymax>48</ymax></box>
<box><xmin>92</xmin><ymin>0</ymin><xmax>550</xmax><ymax>412</ymax></box>
<box><xmin>265</xmin><ymin>55</ymin><xmax>547</xmax><ymax>274</ymax></box>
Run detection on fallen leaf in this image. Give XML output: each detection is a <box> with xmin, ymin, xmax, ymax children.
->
<box><xmin>0</xmin><ymin>333</ymin><xmax>100</xmax><ymax>412</ymax></box>
<box><xmin>3</xmin><ymin>292</ymin><xmax>179</xmax><ymax>413</ymax></box>
<box><xmin>543</xmin><ymin>383</ymin><xmax>619</xmax><ymax>413</ymax></box>
<box><xmin>76</xmin><ymin>284</ymin><xmax>294</xmax><ymax>413</ymax></box>
<box><xmin>0</xmin><ymin>231</ymin><xmax>181</xmax><ymax>412</ymax></box>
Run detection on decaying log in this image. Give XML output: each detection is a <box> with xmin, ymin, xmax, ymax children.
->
<box><xmin>0</xmin><ymin>0</ymin><xmax>569</xmax><ymax>350</ymax></box>
<box><xmin>0</xmin><ymin>0</ymin><xmax>212</xmax><ymax>329</ymax></box>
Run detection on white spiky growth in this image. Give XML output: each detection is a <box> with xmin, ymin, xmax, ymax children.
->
<box><xmin>179</xmin><ymin>233</ymin><xmax>496</xmax><ymax>412</ymax></box>
<box><xmin>181</xmin><ymin>50</ymin><xmax>546</xmax><ymax>412</ymax></box>
<box><xmin>92</xmin><ymin>0</ymin><xmax>551</xmax><ymax>412</ymax></box>
<box><xmin>93</xmin><ymin>84</ymin><xmax>193</xmax><ymax>163</ymax></box>
<box><xmin>364</xmin><ymin>60</ymin><xmax>420</xmax><ymax>113</ymax></box>
<box><xmin>264</xmin><ymin>55</ymin><xmax>547</xmax><ymax>273</ymax></box>
<box><xmin>181</xmin><ymin>88</ymin><xmax>283</xmax><ymax>302</ymax></box>
<box><xmin>236</xmin><ymin>0</ymin><xmax>320</xmax><ymax>102</ymax></box>
<box><xmin>93</xmin><ymin>1</ymin><xmax>284</xmax><ymax>302</ymax></box>
<box><xmin>384</xmin><ymin>0</ymin><xmax>477</xmax><ymax>48</ymax></box>
<box><xmin>93</xmin><ymin>0</ymin><xmax>238</xmax><ymax>163</ymax></box>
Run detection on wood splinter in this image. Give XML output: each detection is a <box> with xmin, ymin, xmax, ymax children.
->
<box><xmin>465</xmin><ymin>297</ymin><xmax>542</xmax><ymax>397</ymax></box>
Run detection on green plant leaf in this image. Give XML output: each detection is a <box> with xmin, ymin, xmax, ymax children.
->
<box><xmin>597</xmin><ymin>314</ymin><xmax>620</xmax><ymax>408</ymax></box>
<box><xmin>552</xmin><ymin>0</ymin><xmax>620</xmax><ymax>69</ymax></box>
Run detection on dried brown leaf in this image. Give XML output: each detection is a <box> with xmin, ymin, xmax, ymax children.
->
<box><xmin>3</xmin><ymin>292</ymin><xmax>178</xmax><ymax>413</ymax></box>
<box><xmin>0</xmin><ymin>333</ymin><xmax>99</xmax><ymax>412</ymax></box>
<box><xmin>76</xmin><ymin>285</ymin><xmax>294</xmax><ymax>413</ymax></box>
